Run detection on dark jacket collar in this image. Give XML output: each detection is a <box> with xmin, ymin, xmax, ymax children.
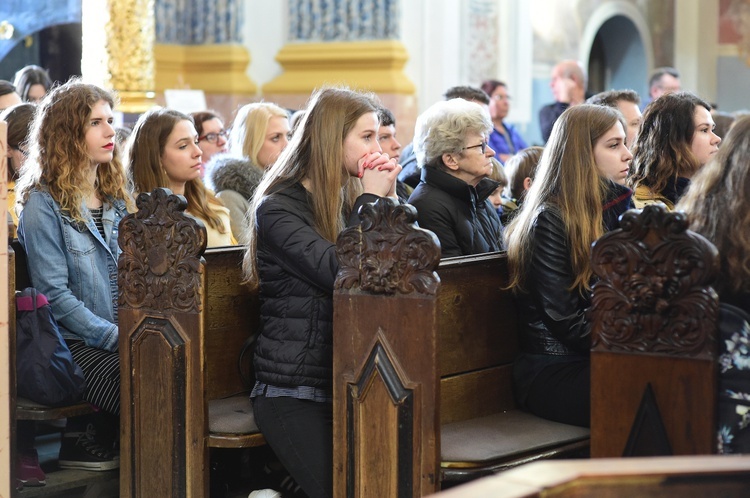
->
<box><xmin>661</xmin><ymin>176</ymin><xmax>691</xmax><ymax>206</ymax></box>
<box><xmin>420</xmin><ymin>165</ymin><xmax>499</xmax><ymax>205</ymax></box>
<box><xmin>602</xmin><ymin>180</ymin><xmax>633</xmax><ymax>232</ymax></box>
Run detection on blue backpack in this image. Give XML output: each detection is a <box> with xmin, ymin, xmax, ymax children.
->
<box><xmin>15</xmin><ymin>288</ymin><xmax>87</xmax><ymax>406</ymax></box>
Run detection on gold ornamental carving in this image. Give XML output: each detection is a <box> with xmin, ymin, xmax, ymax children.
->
<box><xmin>105</xmin><ymin>0</ymin><xmax>156</xmax><ymax>112</ymax></box>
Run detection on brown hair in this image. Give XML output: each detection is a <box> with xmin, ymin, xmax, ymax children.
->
<box><xmin>677</xmin><ymin>115</ymin><xmax>750</xmax><ymax>296</ymax></box>
<box><xmin>629</xmin><ymin>92</ymin><xmax>711</xmax><ymax>195</ymax></box>
<box><xmin>1</xmin><ymin>102</ymin><xmax>36</xmax><ymax>181</ymax></box>
<box><xmin>15</xmin><ymin>79</ymin><xmax>132</xmax><ymax>220</ymax></box>
<box><xmin>503</xmin><ymin>146</ymin><xmax>543</xmax><ymax>202</ymax></box>
<box><xmin>243</xmin><ymin>87</ymin><xmax>379</xmax><ymax>288</ymax></box>
<box><xmin>505</xmin><ymin>105</ymin><xmax>622</xmax><ymax>292</ymax></box>
<box><xmin>126</xmin><ymin>107</ymin><xmax>227</xmax><ymax>233</ymax></box>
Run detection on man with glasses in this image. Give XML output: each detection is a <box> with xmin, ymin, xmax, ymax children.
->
<box><xmin>407</xmin><ymin>98</ymin><xmax>503</xmax><ymax>257</ymax></box>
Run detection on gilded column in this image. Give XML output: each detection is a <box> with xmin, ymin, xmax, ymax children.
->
<box><xmin>107</xmin><ymin>0</ymin><xmax>156</xmax><ymax>112</ymax></box>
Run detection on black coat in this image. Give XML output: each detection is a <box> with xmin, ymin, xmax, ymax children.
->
<box><xmin>515</xmin><ymin>183</ymin><xmax>634</xmax><ymax>356</ymax></box>
<box><xmin>407</xmin><ymin>165</ymin><xmax>503</xmax><ymax>258</ymax></box>
<box><xmin>253</xmin><ymin>180</ymin><xmax>379</xmax><ymax>389</ymax></box>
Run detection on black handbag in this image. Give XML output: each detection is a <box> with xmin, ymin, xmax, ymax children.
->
<box><xmin>15</xmin><ymin>287</ymin><xmax>86</xmax><ymax>406</ymax></box>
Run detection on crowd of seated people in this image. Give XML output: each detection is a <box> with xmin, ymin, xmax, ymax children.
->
<box><xmin>4</xmin><ymin>56</ymin><xmax>750</xmax><ymax>495</ymax></box>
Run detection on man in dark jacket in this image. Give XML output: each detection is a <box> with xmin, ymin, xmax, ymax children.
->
<box><xmin>408</xmin><ymin>98</ymin><xmax>503</xmax><ymax>258</ymax></box>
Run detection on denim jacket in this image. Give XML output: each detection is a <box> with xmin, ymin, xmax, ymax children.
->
<box><xmin>17</xmin><ymin>189</ymin><xmax>127</xmax><ymax>352</ymax></box>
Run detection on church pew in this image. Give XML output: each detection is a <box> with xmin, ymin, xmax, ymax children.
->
<box><xmin>332</xmin><ymin>198</ymin><xmax>590</xmax><ymax>497</ymax></box>
<box><xmin>589</xmin><ymin>204</ymin><xmax>720</xmax><ymax>457</ymax></box>
<box><xmin>118</xmin><ymin>188</ymin><xmax>263</xmax><ymax>498</ymax></box>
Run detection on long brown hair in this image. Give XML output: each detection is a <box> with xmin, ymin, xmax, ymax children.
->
<box><xmin>505</xmin><ymin>104</ymin><xmax>622</xmax><ymax>292</ymax></box>
<box><xmin>1</xmin><ymin>102</ymin><xmax>36</xmax><ymax>182</ymax></box>
<box><xmin>629</xmin><ymin>92</ymin><xmax>710</xmax><ymax>195</ymax></box>
<box><xmin>15</xmin><ymin>80</ymin><xmax>132</xmax><ymax>220</ymax></box>
<box><xmin>677</xmin><ymin>115</ymin><xmax>750</xmax><ymax>296</ymax></box>
<box><xmin>126</xmin><ymin>107</ymin><xmax>227</xmax><ymax>232</ymax></box>
<box><xmin>243</xmin><ymin>87</ymin><xmax>379</xmax><ymax>288</ymax></box>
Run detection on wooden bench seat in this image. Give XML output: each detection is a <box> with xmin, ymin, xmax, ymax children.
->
<box><xmin>118</xmin><ymin>188</ymin><xmax>264</xmax><ymax>497</ymax></box>
<box><xmin>332</xmin><ymin>198</ymin><xmax>589</xmax><ymax>496</ymax></box>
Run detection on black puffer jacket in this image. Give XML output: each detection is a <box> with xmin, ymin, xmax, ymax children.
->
<box><xmin>407</xmin><ymin>165</ymin><xmax>503</xmax><ymax>257</ymax></box>
<box><xmin>253</xmin><ymin>180</ymin><xmax>379</xmax><ymax>389</ymax></box>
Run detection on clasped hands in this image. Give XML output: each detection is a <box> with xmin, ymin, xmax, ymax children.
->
<box><xmin>358</xmin><ymin>152</ymin><xmax>402</xmax><ymax>199</ymax></box>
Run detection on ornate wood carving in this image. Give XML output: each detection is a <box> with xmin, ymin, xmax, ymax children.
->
<box><xmin>590</xmin><ymin>204</ymin><xmax>720</xmax><ymax>358</ymax></box>
<box><xmin>335</xmin><ymin>198</ymin><xmax>441</xmax><ymax>295</ymax></box>
<box><xmin>118</xmin><ymin>187</ymin><xmax>207</xmax><ymax>313</ymax></box>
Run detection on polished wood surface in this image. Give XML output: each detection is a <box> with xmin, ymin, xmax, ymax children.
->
<box><xmin>333</xmin><ymin>199</ymin><xmax>588</xmax><ymax>497</ymax></box>
<box><xmin>118</xmin><ymin>188</ymin><xmax>262</xmax><ymax>498</ymax></box>
<box><xmin>432</xmin><ymin>455</ymin><xmax>750</xmax><ymax>497</ymax></box>
<box><xmin>590</xmin><ymin>205</ymin><xmax>720</xmax><ymax>458</ymax></box>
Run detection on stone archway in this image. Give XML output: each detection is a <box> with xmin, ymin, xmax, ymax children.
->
<box><xmin>580</xmin><ymin>2</ymin><xmax>654</xmax><ymax>99</ymax></box>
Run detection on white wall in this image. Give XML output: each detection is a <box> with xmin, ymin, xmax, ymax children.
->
<box><xmin>243</xmin><ymin>0</ymin><xmax>288</xmax><ymax>93</ymax></box>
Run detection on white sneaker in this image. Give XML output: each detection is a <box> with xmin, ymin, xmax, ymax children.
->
<box><xmin>248</xmin><ymin>490</ymin><xmax>282</xmax><ymax>498</ymax></box>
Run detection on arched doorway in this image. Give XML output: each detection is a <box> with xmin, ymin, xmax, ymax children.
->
<box><xmin>586</xmin><ymin>15</ymin><xmax>648</xmax><ymax>97</ymax></box>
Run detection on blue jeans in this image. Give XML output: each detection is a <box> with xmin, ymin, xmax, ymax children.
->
<box><xmin>253</xmin><ymin>395</ymin><xmax>332</xmax><ymax>498</ymax></box>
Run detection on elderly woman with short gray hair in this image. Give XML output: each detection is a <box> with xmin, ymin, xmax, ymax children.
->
<box><xmin>407</xmin><ymin>98</ymin><xmax>503</xmax><ymax>257</ymax></box>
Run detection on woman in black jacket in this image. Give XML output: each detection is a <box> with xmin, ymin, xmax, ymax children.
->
<box><xmin>504</xmin><ymin>104</ymin><xmax>633</xmax><ymax>428</ymax></box>
<box><xmin>243</xmin><ymin>87</ymin><xmax>400</xmax><ymax>498</ymax></box>
<box><xmin>407</xmin><ymin>98</ymin><xmax>504</xmax><ymax>257</ymax></box>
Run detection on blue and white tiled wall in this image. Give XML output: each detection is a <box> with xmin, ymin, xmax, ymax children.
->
<box><xmin>155</xmin><ymin>0</ymin><xmax>243</xmax><ymax>44</ymax></box>
<box><xmin>288</xmin><ymin>0</ymin><xmax>399</xmax><ymax>41</ymax></box>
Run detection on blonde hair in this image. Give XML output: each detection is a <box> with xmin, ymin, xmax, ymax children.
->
<box><xmin>677</xmin><ymin>115</ymin><xmax>750</xmax><ymax>296</ymax></box>
<box><xmin>126</xmin><ymin>107</ymin><xmax>227</xmax><ymax>233</ymax></box>
<box><xmin>243</xmin><ymin>87</ymin><xmax>379</xmax><ymax>289</ymax></box>
<box><xmin>228</xmin><ymin>102</ymin><xmax>289</xmax><ymax>168</ymax></box>
<box><xmin>505</xmin><ymin>105</ymin><xmax>622</xmax><ymax>292</ymax></box>
<box><xmin>15</xmin><ymin>79</ymin><xmax>132</xmax><ymax>220</ymax></box>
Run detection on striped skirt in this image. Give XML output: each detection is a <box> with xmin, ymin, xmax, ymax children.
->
<box><xmin>67</xmin><ymin>340</ymin><xmax>120</xmax><ymax>415</ymax></box>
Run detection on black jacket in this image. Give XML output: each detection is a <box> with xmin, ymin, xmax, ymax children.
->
<box><xmin>515</xmin><ymin>205</ymin><xmax>591</xmax><ymax>356</ymax></box>
<box><xmin>253</xmin><ymin>180</ymin><xmax>378</xmax><ymax>389</ymax></box>
<box><xmin>515</xmin><ymin>182</ymin><xmax>633</xmax><ymax>356</ymax></box>
<box><xmin>407</xmin><ymin>165</ymin><xmax>503</xmax><ymax>258</ymax></box>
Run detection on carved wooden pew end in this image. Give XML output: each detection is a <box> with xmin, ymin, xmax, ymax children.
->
<box><xmin>118</xmin><ymin>188</ymin><xmax>264</xmax><ymax>497</ymax></box>
<box><xmin>333</xmin><ymin>198</ymin><xmax>590</xmax><ymax>496</ymax></box>
<box><xmin>590</xmin><ymin>204</ymin><xmax>721</xmax><ymax>457</ymax></box>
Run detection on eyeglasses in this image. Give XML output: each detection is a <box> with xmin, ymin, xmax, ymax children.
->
<box><xmin>492</xmin><ymin>94</ymin><xmax>511</xmax><ymax>101</ymax></box>
<box><xmin>198</xmin><ymin>130</ymin><xmax>228</xmax><ymax>143</ymax></box>
<box><xmin>462</xmin><ymin>141</ymin><xmax>488</xmax><ymax>154</ymax></box>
